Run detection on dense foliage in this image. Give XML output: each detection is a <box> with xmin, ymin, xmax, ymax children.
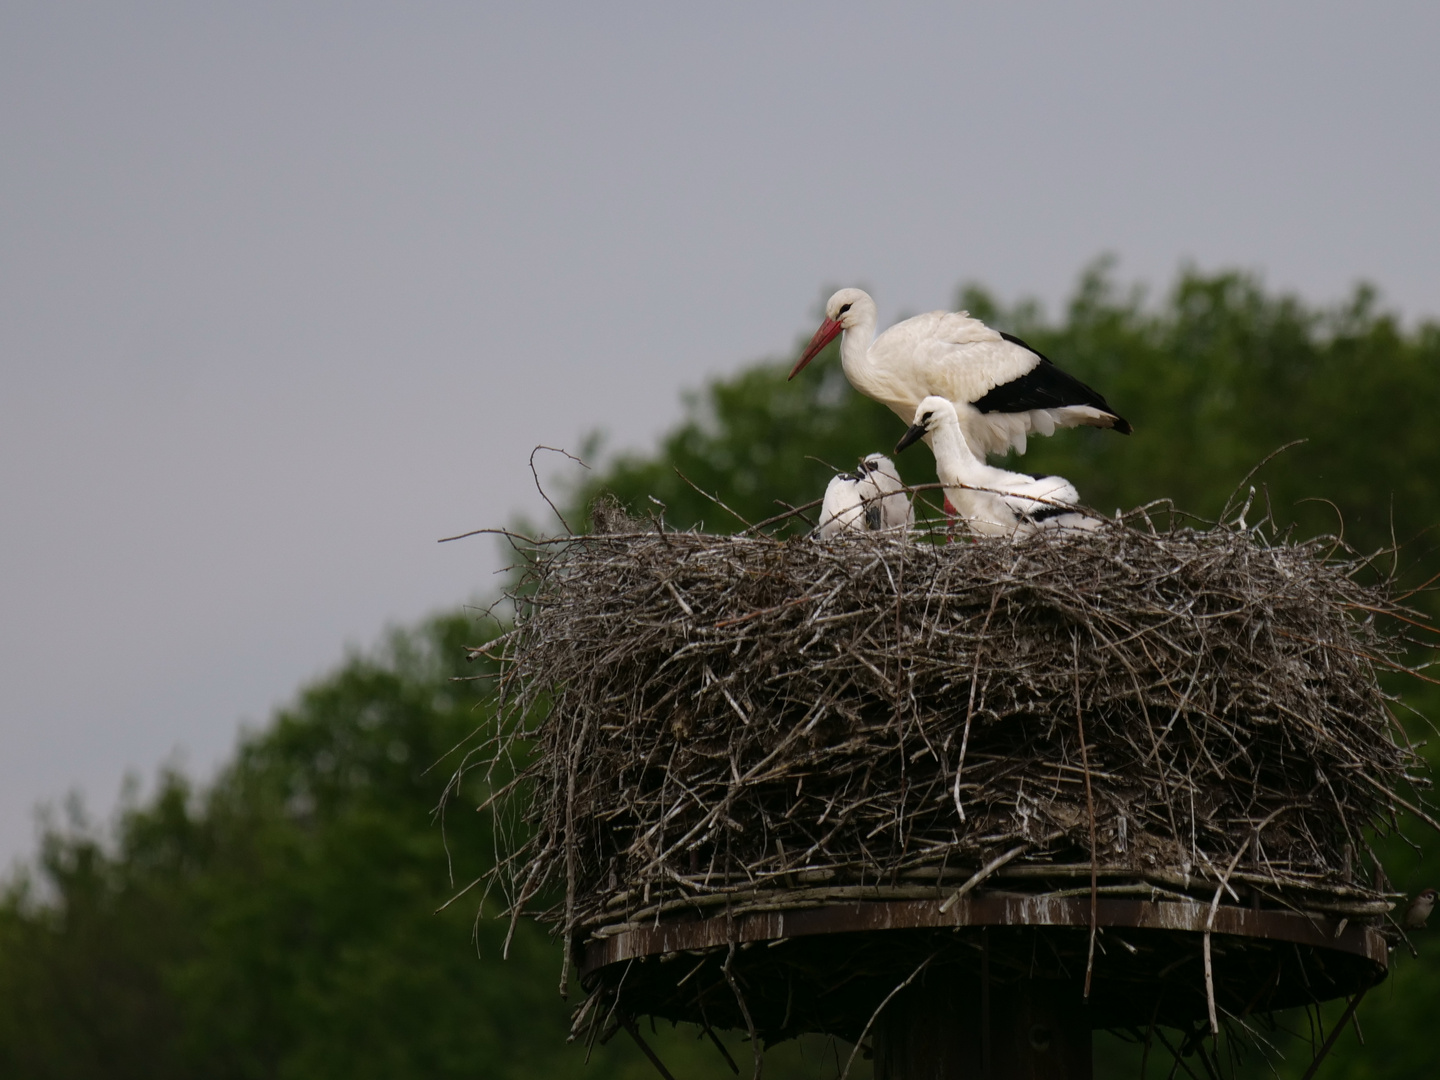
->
<box><xmin>2</xmin><ymin>265</ymin><xmax>1437</xmax><ymax>1077</ymax></box>
<box><xmin>0</xmin><ymin>621</ymin><xmax>575</xmax><ymax>1079</ymax></box>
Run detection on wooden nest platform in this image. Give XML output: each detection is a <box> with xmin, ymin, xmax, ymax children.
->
<box><xmin>466</xmin><ymin>514</ymin><xmax>1432</xmax><ymax>1059</ymax></box>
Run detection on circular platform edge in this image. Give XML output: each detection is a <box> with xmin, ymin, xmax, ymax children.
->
<box><xmin>581</xmin><ymin>896</ymin><xmax>1389</xmax><ymax>974</ymax></box>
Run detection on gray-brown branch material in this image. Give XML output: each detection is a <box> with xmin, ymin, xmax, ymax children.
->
<box><xmin>453</xmin><ymin>514</ymin><xmax>1431</xmax><ymax>1043</ymax></box>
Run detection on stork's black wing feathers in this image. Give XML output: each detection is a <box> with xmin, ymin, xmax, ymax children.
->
<box><xmin>971</xmin><ymin>332</ymin><xmax>1132</xmax><ymax>434</ymax></box>
<box><xmin>1028</xmin><ymin>504</ymin><xmax>1076</xmax><ymax>522</ymax></box>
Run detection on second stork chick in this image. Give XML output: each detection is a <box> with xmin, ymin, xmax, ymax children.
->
<box><xmin>895</xmin><ymin>396</ymin><xmax>1098</xmax><ymax>538</ymax></box>
<box><xmin>818</xmin><ymin>454</ymin><xmax>912</xmax><ymax>538</ymax></box>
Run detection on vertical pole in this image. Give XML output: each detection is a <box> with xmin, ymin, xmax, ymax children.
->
<box><xmin>981</xmin><ymin>931</ymin><xmax>992</xmax><ymax>1080</ymax></box>
<box><xmin>874</xmin><ymin>974</ymin><xmax>1091</xmax><ymax>1080</ymax></box>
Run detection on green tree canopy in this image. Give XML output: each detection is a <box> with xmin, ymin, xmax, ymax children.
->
<box><xmin>0</xmin><ymin>617</ymin><xmax>585</xmax><ymax>1080</ymax></box>
<box><xmin>3</xmin><ymin>264</ymin><xmax>1438</xmax><ymax>1078</ymax></box>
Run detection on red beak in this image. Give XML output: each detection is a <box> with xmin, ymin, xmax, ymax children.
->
<box><xmin>788</xmin><ymin>317</ymin><xmax>843</xmax><ymax>380</ymax></box>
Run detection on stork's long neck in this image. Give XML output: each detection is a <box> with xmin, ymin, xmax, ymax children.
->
<box><xmin>838</xmin><ymin>309</ymin><xmax>880</xmax><ymax>392</ymax></box>
<box><xmin>929</xmin><ymin>412</ymin><xmax>983</xmax><ymax>488</ymax></box>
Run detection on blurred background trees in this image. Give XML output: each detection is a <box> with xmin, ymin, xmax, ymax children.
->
<box><xmin>2</xmin><ymin>265</ymin><xmax>1437</xmax><ymax>1077</ymax></box>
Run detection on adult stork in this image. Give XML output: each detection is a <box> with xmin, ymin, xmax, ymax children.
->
<box><xmin>895</xmin><ymin>396</ymin><xmax>1099</xmax><ymax>538</ymax></box>
<box><xmin>818</xmin><ymin>453</ymin><xmax>913</xmax><ymax>538</ymax></box>
<box><xmin>790</xmin><ymin>288</ymin><xmax>1131</xmax><ymax>459</ymax></box>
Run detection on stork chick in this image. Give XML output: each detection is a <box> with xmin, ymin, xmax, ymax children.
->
<box><xmin>818</xmin><ymin>453</ymin><xmax>912</xmax><ymax>538</ymax></box>
<box><xmin>895</xmin><ymin>396</ymin><xmax>1098</xmax><ymax>538</ymax></box>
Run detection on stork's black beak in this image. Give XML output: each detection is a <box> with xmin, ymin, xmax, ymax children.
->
<box><xmin>894</xmin><ymin>422</ymin><xmax>927</xmax><ymax>454</ymax></box>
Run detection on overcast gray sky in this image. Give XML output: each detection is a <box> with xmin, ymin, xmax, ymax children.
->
<box><xmin>3</xmin><ymin>2</ymin><xmax>1437</xmax><ymax>866</ymax></box>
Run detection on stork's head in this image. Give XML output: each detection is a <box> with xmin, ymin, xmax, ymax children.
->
<box><xmin>894</xmin><ymin>396</ymin><xmax>956</xmax><ymax>454</ymax></box>
<box><xmin>858</xmin><ymin>453</ymin><xmax>900</xmax><ymax>481</ymax></box>
<box><xmin>789</xmin><ymin>288</ymin><xmax>875</xmax><ymax>380</ymax></box>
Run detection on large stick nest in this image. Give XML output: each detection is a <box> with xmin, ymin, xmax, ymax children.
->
<box><xmin>467</xmin><ymin>512</ymin><xmax>1432</xmax><ymax>1038</ymax></box>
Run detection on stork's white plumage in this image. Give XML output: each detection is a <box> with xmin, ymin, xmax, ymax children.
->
<box><xmin>790</xmin><ymin>288</ymin><xmax>1130</xmax><ymax>459</ymax></box>
<box><xmin>818</xmin><ymin>453</ymin><xmax>913</xmax><ymax>538</ymax></box>
<box><xmin>895</xmin><ymin>396</ymin><xmax>1099</xmax><ymax>538</ymax></box>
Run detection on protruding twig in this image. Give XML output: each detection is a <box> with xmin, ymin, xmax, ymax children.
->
<box><xmin>1298</xmin><ymin>991</ymin><xmax>1368</xmax><ymax>1080</ymax></box>
<box><xmin>622</xmin><ymin>1015</ymin><xmax>678</xmax><ymax>1080</ymax></box>
<box><xmin>940</xmin><ymin>842</ymin><xmax>1035</xmax><ymax>914</ymax></box>
<box><xmin>1075</xmin><ymin>634</ymin><xmax>1100</xmax><ymax>999</ymax></box>
<box><xmin>954</xmin><ymin>590</ymin><xmax>1001</xmax><ymax>822</ymax></box>
<box><xmin>840</xmin><ymin>956</ymin><xmax>933</xmax><ymax>1080</ymax></box>
<box><xmin>530</xmin><ymin>444</ymin><xmax>590</xmax><ymax>534</ymax></box>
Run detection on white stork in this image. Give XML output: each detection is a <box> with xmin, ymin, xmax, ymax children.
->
<box><xmin>818</xmin><ymin>453</ymin><xmax>913</xmax><ymax>538</ymax></box>
<box><xmin>790</xmin><ymin>288</ymin><xmax>1130</xmax><ymax>459</ymax></box>
<box><xmin>895</xmin><ymin>396</ymin><xmax>1100</xmax><ymax>538</ymax></box>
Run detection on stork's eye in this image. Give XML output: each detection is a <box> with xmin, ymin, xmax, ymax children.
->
<box><xmin>921</xmin><ymin>411</ymin><xmax>934</xmax><ymax>423</ymax></box>
<box><xmin>838</xmin><ymin>303</ymin><xmax>852</xmax><ymax>316</ymax></box>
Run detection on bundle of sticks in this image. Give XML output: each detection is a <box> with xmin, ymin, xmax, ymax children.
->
<box><xmin>465</xmin><ymin>514</ymin><xmax>1431</xmax><ymax>963</ymax></box>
